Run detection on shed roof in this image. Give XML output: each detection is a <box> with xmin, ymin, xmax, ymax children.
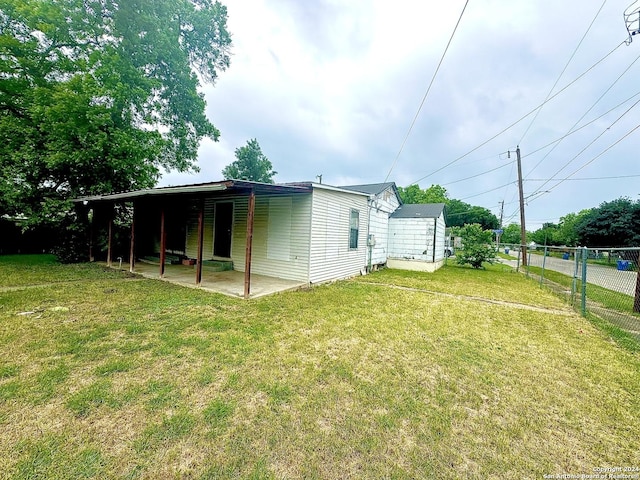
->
<box><xmin>390</xmin><ymin>203</ymin><xmax>445</xmax><ymax>219</ymax></box>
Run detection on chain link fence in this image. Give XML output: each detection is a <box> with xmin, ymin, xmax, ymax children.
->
<box><xmin>498</xmin><ymin>244</ymin><xmax>640</xmax><ymax>343</ymax></box>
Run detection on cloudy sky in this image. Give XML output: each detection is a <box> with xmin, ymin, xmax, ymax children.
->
<box><xmin>161</xmin><ymin>0</ymin><xmax>640</xmax><ymax>231</ymax></box>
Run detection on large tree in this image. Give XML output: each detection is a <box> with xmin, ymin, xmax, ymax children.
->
<box><xmin>397</xmin><ymin>184</ymin><xmax>448</xmax><ymax>204</ymax></box>
<box><xmin>0</xmin><ymin>0</ymin><xmax>232</xmax><ymax>226</ymax></box>
<box><xmin>222</xmin><ymin>139</ymin><xmax>277</xmax><ymax>183</ymax></box>
<box><xmin>575</xmin><ymin>198</ymin><xmax>640</xmax><ymax>247</ymax></box>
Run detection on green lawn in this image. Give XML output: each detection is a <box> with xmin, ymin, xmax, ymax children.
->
<box><xmin>0</xmin><ymin>256</ymin><xmax>639</xmax><ymax>479</ymax></box>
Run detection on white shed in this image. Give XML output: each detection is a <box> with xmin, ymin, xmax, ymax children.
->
<box><xmin>387</xmin><ymin>203</ymin><xmax>446</xmax><ymax>272</ymax></box>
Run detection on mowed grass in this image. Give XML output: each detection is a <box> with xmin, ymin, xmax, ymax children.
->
<box><xmin>0</xmin><ymin>257</ymin><xmax>639</xmax><ymax>479</ymax></box>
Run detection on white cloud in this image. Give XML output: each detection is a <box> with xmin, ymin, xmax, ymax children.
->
<box><xmin>160</xmin><ymin>0</ymin><xmax>640</xmax><ymax>231</ymax></box>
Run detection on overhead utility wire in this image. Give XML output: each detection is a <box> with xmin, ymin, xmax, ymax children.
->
<box><xmin>456</xmin><ymin>95</ymin><xmax>640</xmax><ymax>207</ymax></box>
<box><xmin>440</xmin><ymin>160</ymin><xmax>515</xmax><ymax>186</ymax></box>
<box><xmin>383</xmin><ymin>0</ymin><xmax>470</xmax><ymax>183</ymax></box>
<box><xmin>524</xmin><ymin>48</ymin><xmax>640</xmax><ymax>179</ymax></box>
<box><xmin>518</xmin><ymin>0</ymin><xmax>607</xmax><ymax>145</ymax></box>
<box><xmin>526</xmin><ymin>95</ymin><xmax>640</xmax><ymax>198</ymax></box>
<box><xmin>521</xmin><ymin>89</ymin><xmax>640</xmax><ymax>159</ymax></box>
<box><xmin>458</xmin><ymin>181</ymin><xmax>517</xmax><ymax>201</ymax></box>
<box><xmin>436</xmin><ymin>91</ymin><xmax>640</xmax><ymax>192</ymax></box>
<box><xmin>536</xmin><ymin>122</ymin><xmax>640</xmax><ymax>198</ymax></box>
<box><xmin>456</xmin><ymin>95</ymin><xmax>639</xmax><ymax>206</ymax></box>
<box><xmin>526</xmin><ymin>173</ymin><xmax>640</xmax><ymax>182</ymax></box>
<box><xmin>409</xmin><ymin>39</ymin><xmax>626</xmax><ymax>186</ymax></box>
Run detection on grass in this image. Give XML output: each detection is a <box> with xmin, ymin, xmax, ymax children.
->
<box><xmin>527</xmin><ymin>265</ymin><xmax>640</xmax><ymax>351</ymax></box>
<box><xmin>0</xmin><ymin>256</ymin><xmax>639</xmax><ymax>478</ymax></box>
<box><xmin>529</xmin><ymin>265</ymin><xmax>639</xmax><ymax>316</ymax></box>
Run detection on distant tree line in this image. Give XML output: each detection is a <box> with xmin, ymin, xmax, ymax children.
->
<box><xmin>397</xmin><ymin>184</ymin><xmax>499</xmax><ymax>230</ymax></box>
<box><xmin>501</xmin><ymin>197</ymin><xmax>640</xmax><ymax>248</ymax></box>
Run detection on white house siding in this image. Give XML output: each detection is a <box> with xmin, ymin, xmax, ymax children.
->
<box><xmin>367</xmin><ymin>187</ymin><xmax>401</xmax><ymax>265</ymax></box>
<box><xmin>388</xmin><ymin>217</ymin><xmax>434</xmax><ymax>261</ymax></box>
<box><xmin>309</xmin><ymin>188</ymin><xmax>369</xmax><ymax>284</ymax></box>
<box><xmin>228</xmin><ymin>194</ymin><xmax>312</xmax><ymax>282</ymax></box>
<box><xmin>433</xmin><ymin>212</ymin><xmax>446</xmax><ymax>262</ymax></box>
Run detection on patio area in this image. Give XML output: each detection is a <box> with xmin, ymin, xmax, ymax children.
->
<box><xmin>120</xmin><ymin>262</ymin><xmax>308</xmax><ymax>299</ymax></box>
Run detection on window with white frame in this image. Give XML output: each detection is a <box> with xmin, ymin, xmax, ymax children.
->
<box><xmin>349</xmin><ymin>209</ymin><xmax>359</xmax><ymax>249</ymax></box>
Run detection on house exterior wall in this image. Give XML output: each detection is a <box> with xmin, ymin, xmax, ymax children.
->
<box><xmin>185</xmin><ymin>194</ymin><xmax>312</xmax><ymax>282</ymax></box>
<box><xmin>367</xmin><ymin>186</ymin><xmax>401</xmax><ymax>266</ymax></box>
<box><xmin>309</xmin><ymin>187</ymin><xmax>369</xmax><ymax>284</ymax></box>
<box><xmin>433</xmin><ymin>212</ymin><xmax>446</xmax><ymax>262</ymax></box>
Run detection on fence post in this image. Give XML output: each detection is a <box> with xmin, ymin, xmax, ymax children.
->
<box><xmin>634</xmin><ymin>249</ymin><xmax>640</xmax><ymax>313</ymax></box>
<box><xmin>581</xmin><ymin>246</ymin><xmax>588</xmax><ymax>316</ymax></box>
<box><xmin>516</xmin><ymin>247</ymin><xmax>521</xmax><ymax>272</ymax></box>
<box><xmin>571</xmin><ymin>248</ymin><xmax>579</xmax><ymax>305</ymax></box>
<box><xmin>540</xmin><ymin>246</ymin><xmax>548</xmax><ymax>287</ymax></box>
<box><xmin>526</xmin><ymin>248</ymin><xmax>533</xmax><ymax>278</ymax></box>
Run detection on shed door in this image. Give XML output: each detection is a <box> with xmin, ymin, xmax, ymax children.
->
<box><xmin>213</xmin><ymin>202</ymin><xmax>233</xmax><ymax>258</ymax></box>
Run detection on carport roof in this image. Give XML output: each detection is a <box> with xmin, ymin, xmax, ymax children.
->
<box><xmin>75</xmin><ymin>179</ymin><xmax>313</xmax><ymax>203</ymax></box>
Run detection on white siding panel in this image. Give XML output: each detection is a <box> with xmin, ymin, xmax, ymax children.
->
<box><xmin>388</xmin><ymin>217</ymin><xmax>434</xmax><ymax>261</ymax></box>
<box><xmin>367</xmin><ymin>185</ymin><xmax>401</xmax><ymax>265</ymax></box>
<box><xmin>309</xmin><ymin>188</ymin><xmax>368</xmax><ymax>284</ymax></box>
<box><xmin>433</xmin><ymin>212</ymin><xmax>446</xmax><ymax>262</ymax></box>
<box><xmin>267</xmin><ymin>197</ymin><xmax>292</xmax><ymax>261</ymax></box>
<box><xmin>232</xmin><ymin>194</ymin><xmax>311</xmax><ymax>282</ymax></box>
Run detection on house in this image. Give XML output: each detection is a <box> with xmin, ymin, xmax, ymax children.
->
<box><xmin>387</xmin><ymin>203</ymin><xmax>447</xmax><ymax>272</ymax></box>
<box><xmin>340</xmin><ymin>183</ymin><xmax>402</xmax><ymax>269</ymax></box>
<box><xmin>78</xmin><ymin>179</ymin><xmax>448</xmax><ymax>298</ymax></box>
<box><xmin>79</xmin><ymin>180</ymin><xmax>370</xmax><ymax>298</ymax></box>
<box><xmin>340</xmin><ymin>183</ymin><xmax>447</xmax><ymax>273</ymax></box>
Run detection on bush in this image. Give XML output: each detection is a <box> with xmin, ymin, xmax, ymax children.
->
<box><xmin>454</xmin><ymin>224</ymin><xmax>497</xmax><ymax>269</ymax></box>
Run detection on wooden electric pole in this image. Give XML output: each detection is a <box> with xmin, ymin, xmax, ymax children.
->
<box><xmin>496</xmin><ymin>200</ymin><xmax>504</xmax><ymax>250</ymax></box>
<box><xmin>516</xmin><ymin>146</ymin><xmax>527</xmax><ymax>267</ymax></box>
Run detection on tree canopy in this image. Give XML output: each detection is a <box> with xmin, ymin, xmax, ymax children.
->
<box><xmin>575</xmin><ymin>197</ymin><xmax>640</xmax><ymax>247</ymax></box>
<box><xmin>222</xmin><ymin>139</ymin><xmax>277</xmax><ymax>183</ymax></box>
<box><xmin>397</xmin><ymin>184</ymin><xmax>499</xmax><ymax>230</ymax></box>
<box><xmin>0</xmin><ymin>0</ymin><xmax>232</xmax><ymax>226</ymax></box>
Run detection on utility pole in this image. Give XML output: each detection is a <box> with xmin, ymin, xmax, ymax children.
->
<box><xmin>497</xmin><ymin>200</ymin><xmax>504</xmax><ymax>248</ymax></box>
<box><xmin>516</xmin><ymin>146</ymin><xmax>527</xmax><ymax>267</ymax></box>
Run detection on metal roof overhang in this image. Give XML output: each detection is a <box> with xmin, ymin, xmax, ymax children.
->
<box><xmin>74</xmin><ymin>180</ymin><xmax>313</xmax><ymax>204</ymax></box>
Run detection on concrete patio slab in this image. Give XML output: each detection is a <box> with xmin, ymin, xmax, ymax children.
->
<box><xmin>115</xmin><ymin>262</ymin><xmax>308</xmax><ymax>299</ymax></box>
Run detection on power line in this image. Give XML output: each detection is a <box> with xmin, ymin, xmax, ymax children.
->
<box><xmin>518</xmin><ymin>0</ymin><xmax>608</xmax><ymax>145</ymax></box>
<box><xmin>458</xmin><ymin>181</ymin><xmax>517</xmax><ymax>201</ymax></box>
<box><xmin>526</xmin><ymin>174</ymin><xmax>640</xmax><ymax>182</ymax></box>
<box><xmin>524</xmin><ymin>47</ymin><xmax>640</xmax><ymax>179</ymax></box>
<box><xmin>521</xmin><ymin>89</ymin><xmax>640</xmax><ymax>159</ymax></box>
<box><xmin>541</xmin><ymin>122</ymin><xmax>640</xmax><ymax>196</ymax></box>
<box><xmin>383</xmin><ymin>0</ymin><xmax>470</xmax><ymax>183</ymax></box>
<box><xmin>408</xmin><ymin>39</ymin><xmax>626</xmax><ymax>186</ymax></box>
<box><xmin>526</xmin><ymin>95</ymin><xmax>640</xmax><ymax>198</ymax></box>
<box><xmin>428</xmin><ymin>92</ymin><xmax>639</xmax><ymax>192</ymax></box>
<box><xmin>440</xmin><ymin>159</ymin><xmax>515</xmax><ymax>186</ymax></box>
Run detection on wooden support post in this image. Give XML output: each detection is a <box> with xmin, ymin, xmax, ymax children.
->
<box><xmin>196</xmin><ymin>200</ymin><xmax>204</xmax><ymax>285</ymax></box>
<box><xmin>88</xmin><ymin>207</ymin><xmax>95</xmax><ymax>262</ymax></box>
<box><xmin>159</xmin><ymin>207</ymin><xmax>166</xmax><ymax>278</ymax></box>
<box><xmin>244</xmin><ymin>190</ymin><xmax>256</xmax><ymax>299</ymax></box>
<box><xmin>107</xmin><ymin>215</ymin><xmax>113</xmax><ymax>268</ymax></box>
<box><xmin>129</xmin><ymin>204</ymin><xmax>136</xmax><ymax>273</ymax></box>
